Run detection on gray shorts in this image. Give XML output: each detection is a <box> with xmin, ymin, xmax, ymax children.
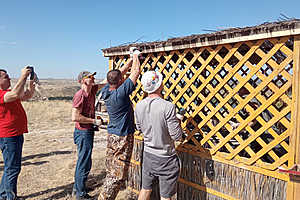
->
<box><xmin>141</xmin><ymin>151</ymin><xmax>180</xmax><ymax>198</ymax></box>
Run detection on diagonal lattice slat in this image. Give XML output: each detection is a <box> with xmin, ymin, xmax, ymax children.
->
<box><xmin>112</xmin><ymin>36</ymin><xmax>294</xmax><ymax>172</ymax></box>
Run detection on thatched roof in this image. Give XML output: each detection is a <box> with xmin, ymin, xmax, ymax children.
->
<box><xmin>102</xmin><ymin>19</ymin><xmax>300</xmax><ymax>57</ymax></box>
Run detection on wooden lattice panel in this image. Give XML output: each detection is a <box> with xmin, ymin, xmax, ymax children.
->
<box><xmin>111</xmin><ymin>36</ymin><xmax>294</xmax><ymax>172</ymax></box>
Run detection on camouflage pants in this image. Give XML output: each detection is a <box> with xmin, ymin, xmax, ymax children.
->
<box><xmin>98</xmin><ymin>133</ymin><xmax>134</xmax><ymax>200</ymax></box>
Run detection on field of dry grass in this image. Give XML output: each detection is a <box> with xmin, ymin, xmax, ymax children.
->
<box><xmin>0</xmin><ymin>80</ymin><xmax>132</xmax><ymax>200</ymax></box>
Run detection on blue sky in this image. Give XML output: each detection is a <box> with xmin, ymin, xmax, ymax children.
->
<box><xmin>1</xmin><ymin>0</ymin><xmax>300</xmax><ymax>79</ymax></box>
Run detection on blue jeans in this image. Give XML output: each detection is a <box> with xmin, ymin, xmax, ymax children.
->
<box><xmin>73</xmin><ymin>129</ymin><xmax>94</xmax><ymax>197</ymax></box>
<box><xmin>0</xmin><ymin>135</ymin><xmax>24</xmax><ymax>200</ymax></box>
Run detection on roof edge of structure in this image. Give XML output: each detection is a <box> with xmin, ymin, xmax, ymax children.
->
<box><xmin>102</xmin><ymin>19</ymin><xmax>300</xmax><ymax>57</ymax></box>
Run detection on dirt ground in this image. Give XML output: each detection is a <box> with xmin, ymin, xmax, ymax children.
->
<box><xmin>0</xmin><ymin>80</ymin><xmax>134</xmax><ymax>200</ymax></box>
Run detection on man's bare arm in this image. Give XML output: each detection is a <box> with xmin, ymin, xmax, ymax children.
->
<box><xmin>129</xmin><ymin>54</ymin><xmax>141</xmax><ymax>85</ymax></box>
<box><xmin>119</xmin><ymin>58</ymin><xmax>133</xmax><ymax>76</ymax></box>
<box><xmin>71</xmin><ymin>107</ymin><xmax>95</xmax><ymax>124</ymax></box>
<box><xmin>20</xmin><ymin>80</ymin><xmax>36</xmax><ymax>101</ymax></box>
<box><xmin>4</xmin><ymin>67</ymin><xmax>30</xmax><ymax>103</ymax></box>
<box><xmin>96</xmin><ymin>58</ymin><xmax>133</xmax><ymax>89</ymax></box>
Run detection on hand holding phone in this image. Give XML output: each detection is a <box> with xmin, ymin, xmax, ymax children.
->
<box><xmin>26</xmin><ymin>66</ymin><xmax>34</xmax><ymax>80</ymax></box>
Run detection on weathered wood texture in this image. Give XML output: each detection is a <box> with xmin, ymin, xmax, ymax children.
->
<box><xmin>178</xmin><ymin>151</ymin><xmax>286</xmax><ymax>200</ymax></box>
<box><xmin>128</xmin><ymin>138</ymin><xmax>286</xmax><ymax>200</ymax></box>
<box><xmin>178</xmin><ymin>183</ymin><xmax>224</xmax><ymax>200</ymax></box>
<box><xmin>127</xmin><ymin>137</ymin><xmax>143</xmax><ymax>192</ymax></box>
<box><xmin>289</xmin><ymin>34</ymin><xmax>300</xmax><ymax>200</ymax></box>
<box><xmin>102</xmin><ymin>20</ymin><xmax>300</xmax><ymax>57</ymax></box>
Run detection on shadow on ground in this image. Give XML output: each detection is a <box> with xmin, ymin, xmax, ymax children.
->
<box><xmin>0</xmin><ymin>150</ymin><xmax>73</xmax><ymax>164</ymax></box>
<box><xmin>0</xmin><ymin>151</ymin><xmax>73</xmax><ymax>171</ymax></box>
<box><xmin>21</xmin><ymin>171</ymin><xmax>106</xmax><ymax>200</ymax></box>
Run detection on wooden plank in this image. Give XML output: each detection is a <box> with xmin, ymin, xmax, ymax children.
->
<box><xmin>103</xmin><ymin>28</ymin><xmax>300</xmax><ymax>57</ymax></box>
<box><xmin>288</xmin><ymin>34</ymin><xmax>300</xmax><ymax>200</ymax></box>
<box><xmin>108</xmin><ymin>57</ymin><xmax>113</xmax><ymax>70</ymax></box>
<box><xmin>178</xmin><ymin>178</ymin><xmax>239</xmax><ymax>200</ymax></box>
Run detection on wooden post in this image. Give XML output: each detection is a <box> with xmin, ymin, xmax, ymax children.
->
<box><xmin>288</xmin><ymin>35</ymin><xmax>300</xmax><ymax>200</ymax></box>
<box><xmin>108</xmin><ymin>57</ymin><xmax>113</xmax><ymax>71</ymax></box>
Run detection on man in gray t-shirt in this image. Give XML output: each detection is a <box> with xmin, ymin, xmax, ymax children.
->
<box><xmin>135</xmin><ymin>71</ymin><xmax>184</xmax><ymax>200</ymax></box>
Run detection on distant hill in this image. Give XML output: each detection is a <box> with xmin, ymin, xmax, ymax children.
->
<box><xmin>11</xmin><ymin>78</ymin><xmax>105</xmax><ymax>101</ymax></box>
<box><xmin>11</xmin><ymin>79</ymin><xmax>80</xmax><ymax>101</ymax></box>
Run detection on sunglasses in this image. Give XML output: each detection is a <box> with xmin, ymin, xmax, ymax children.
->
<box><xmin>83</xmin><ymin>75</ymin><xmax>95</xmax><ymax>80</ymax></box>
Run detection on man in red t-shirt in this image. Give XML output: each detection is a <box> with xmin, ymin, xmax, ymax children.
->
<box><xmin>71</xmin><ymin>71</ymin><xmax>105</xmax><ymax>200</ymax></box>
<box><xmin>0</xmin><ymin>67</ymin><xmax>36</xmax><ymax>200</ymax></box>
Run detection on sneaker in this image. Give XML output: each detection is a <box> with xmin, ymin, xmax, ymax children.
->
<box><xmin>15</xmin><ymin>197</ymin><xmax>25</xmax><ymax>200</ymax></box>
<box><xmin>72</xmin><ymin>188</ymin><xmax>93</xmax><ymax>197</ymax></box>
<box><xmin>72</xmin><ymin>188</ymin><xmax>76</xmax><ymax>197</ymax></box>
<box><xmin>76</xmin><ymin>193</ymin><xmax>93</xmax><ymax>200</ymax></box>
<box><xmin>3</xmin><ymin>196</ymin><xmax>23</xmax><ymax>200</ymax></box>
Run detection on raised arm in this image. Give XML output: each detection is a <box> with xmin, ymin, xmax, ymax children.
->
<box><xmin>120</xmin><ymin>58</ymin><xmax>133</xmax><ymax>76</ymax></box>
<box><xmin>4</xmin><ymin>67</ymin><xmax>30</xmax><ymax>103</ymax></box>
<box><xmin>96</xmin><ymin>58</ymin><xmax>133</xmax><ymax>88</ymax></box>
<box><xmin>20</xmin><ymin>79</ymin><xmax>36</xmax><ymax>101</ymax></box>
<box><xmin>129</xmin><ymin>54</ymin><xmax>141</xmax><ymax>85</ymax></box>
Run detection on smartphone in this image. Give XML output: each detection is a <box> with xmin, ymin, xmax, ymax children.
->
<box><xmin>27</xmin><ymin>66</ymin><xmax>34</xmax><ymax>80</ymax></box>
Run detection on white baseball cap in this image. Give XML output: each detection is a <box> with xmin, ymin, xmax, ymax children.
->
<box><xmin>141</xmin><ymin>71</ymin><xmax>163</xmax><ymax>93</ymax></box>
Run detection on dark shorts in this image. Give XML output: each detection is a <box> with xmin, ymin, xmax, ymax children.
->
<box><xmin>142</xmin><ymin>151</ymin><xmax>180</xmax><ymax>198</ymax></box>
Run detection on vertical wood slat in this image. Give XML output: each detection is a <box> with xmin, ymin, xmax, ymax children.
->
<box><xmin>177</xmin><ymin>151</ymin><xmax>286</xmax><ymax>200</ymax></box>
<box><xmin>294</xmin><ymin>35</ymin><xmax>300</xmax><ymax>200</ymax></box>
<box><xmin>108</xmin><ymin>57</ymin><xmax>113</xmax><ymax>71</ymax></box>
<box><xmin>288</xmin><ymin>35</ymin><xmax>300</xmax><ymax>200</ymax></box>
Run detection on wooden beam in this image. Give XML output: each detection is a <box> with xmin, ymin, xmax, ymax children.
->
<box><xmin>103</xmin><ymin>28</ymin><xmax>300</xmax><ymax>57</ymax></box>
<box><xmin>288</xmin><ymin>34</ymin><xmax>300</xmax><ymax>200</ymax></box>
<box><xmin>178</xmin><ymin>178</ymin><xmax>239</xmax><ymax>200</ymax></box>
<box><xmin>294</xmin><ymin>35</ymin><xmax>300</xmax><ymax>200</ymax></box>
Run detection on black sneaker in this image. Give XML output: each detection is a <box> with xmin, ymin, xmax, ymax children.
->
<box><xmin>76</xmin><ymin>193</ymin><xmax>93</xmax><ymax>200</ymax></box>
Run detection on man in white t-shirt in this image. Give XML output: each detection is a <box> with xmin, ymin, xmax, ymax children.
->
<box><xmin>134</xmin><ymin>71</ymin><xmax>184</xmax><ymax>200</ymax></box>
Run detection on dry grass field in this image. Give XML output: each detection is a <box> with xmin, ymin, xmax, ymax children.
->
<box><xmin>0</xmin><ymin>79</ymin><xmax>133</xmax><ymax>200</ymax></box>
